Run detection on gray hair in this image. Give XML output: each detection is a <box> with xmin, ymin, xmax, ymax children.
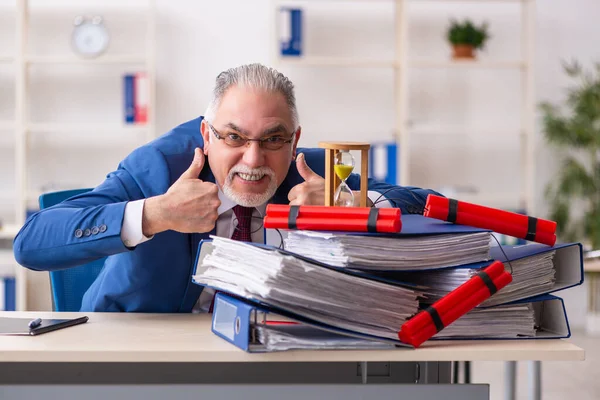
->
<box><xmin>204</xmin><ymin>63</ymin><xmax>299</xmax><ymax>131</ymax></box>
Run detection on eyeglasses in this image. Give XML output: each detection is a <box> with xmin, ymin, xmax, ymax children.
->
<box><xmin>207</xmin><ymin>123</ymin><xmax>295</xmax><ymax>151</ymax></box>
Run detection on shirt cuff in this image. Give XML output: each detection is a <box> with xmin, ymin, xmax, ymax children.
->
<box><xmin>121</xmin><ymin>199</ymin><xmax>154</xmax><ymax>248</ymax></box>
<box><xmin>368</xmin><ymin>190</ymin><xmax>392</xmax><ymax>208</ymax></box>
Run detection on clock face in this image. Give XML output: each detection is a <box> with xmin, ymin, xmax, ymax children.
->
<box><xmin>71</xmin><ymin>20</ymin><xmax>109</xmax><ymax>58</ymax></box>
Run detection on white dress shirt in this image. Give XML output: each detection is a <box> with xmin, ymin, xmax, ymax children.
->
<box><xmin>120</xmin><ymin>190</ymin><xmax>391</xmax><ymax>312</ymax></box>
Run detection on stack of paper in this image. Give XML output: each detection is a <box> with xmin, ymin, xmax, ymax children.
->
<box><xmin>193</xmin><ymin>237</ymin><xmax>421</xmax><ymax>340</ymax></box>
<box><xmin>254</xmin><ymin>324</ymin><xmax>396</xmax><ymax>351</ymax></box>
<box><xmin>434</xmin><ymin>302</ymin><xmax>536</xmax><ymax>338</ymax></box>
<box><xmin>387</xmin><ymin>251</ymin><xmax>556</xmax><ymax>307</ymax></box>
<box><xmin>283</xmin><ymin>230</ymin><xmax>491</xmax><ymax>270</ymax></box>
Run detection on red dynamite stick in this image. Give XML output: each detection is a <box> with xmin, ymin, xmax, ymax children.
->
<box><xmin>400</xmin><ymin>261</ymin><xmax>505</xmax><ymax>329</ymax></box>
<box><xmin>263</xmin><ymin>216</ymin><xmax>401</xmax><ymax>233</ymax></box>
<box><xmin>425</xmin><ymin>194</ymin><xmax>556</xmax><ymax>234</ymax></box>
<box><xmin>424</xmin><ymin>195</ymin><xmax>557</xmax><ymax>246</ymax></box>
<box><xmin>398</xmin><ymin>261</ymin><xmax>512</xmax><ymax>348</ymax></box>
<box><xmin>437</xmin><ymin>211</ymin><xmax>557</xmax><ymax>247</ymax></box>
<box><xmin>400</xmin><ymin>274</ymin><xmax>512</xmax><ymax>348</ymax></box>
<box><xmin>265</xmin><ymin>204</ymin><xmax>401</xmax><ymax>220</ymax></box>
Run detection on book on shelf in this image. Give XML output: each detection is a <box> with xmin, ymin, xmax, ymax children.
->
<box><xmin>123</xmin><ymin>72</ymin><xmax>149</xmax><ymax>125</ymax></box>
<box><xmin>0</xmin><ymin>277</ymin><xmax>16</xmax><ymax>311</ymax></box>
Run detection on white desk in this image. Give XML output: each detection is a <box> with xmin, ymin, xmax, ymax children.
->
<box><xmin>0</xmin><ymin>311</ymin><xmax>584</xmax><ymax>363</ymax></box>
<box><xmin>0</xmin><ymin>312</ymin><xmax>585</xmax><ymax>399</ymax></box>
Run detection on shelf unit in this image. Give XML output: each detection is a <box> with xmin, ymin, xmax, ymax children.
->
<box><xmin>272</xmin><ymin>0</ymin><xmax>536</xmax><ymax>214</ymax></box>
<box><xmin>1</xmin><ymin>0</ymin><xmax>157</xmax><ymax>311</ymax></box>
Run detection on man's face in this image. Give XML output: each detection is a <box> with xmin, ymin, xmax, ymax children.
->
<box><xmin>201</xmin><ymin>85</ymin><xmax>301</xmax><ymax>207</ymax></box>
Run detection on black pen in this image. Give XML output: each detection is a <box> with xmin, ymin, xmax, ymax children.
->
<box><xmin>28</xmin><ymin>318</ymin><xmax>42</xmax><ymax>329</ymax></box>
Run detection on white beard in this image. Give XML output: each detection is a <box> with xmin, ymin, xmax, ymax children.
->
<box><xmin>222</xmin><ymin>164</ymin><xmax>278</xmax><ymax>207</ymax></box>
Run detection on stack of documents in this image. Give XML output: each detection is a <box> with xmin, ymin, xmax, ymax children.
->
<box><xmin>434</xmin><ymin>302</ymin><xmax>536</xmax><ymax>338</ymax></box>
<box><xmin>386</xmin><ymin>246</ymin><xmax>559</xmax><ymax>307</ymax></box>
<box><xmin>254</xmin><ymin>324</ymin><xmax>396</xmax><ymax>351</ymax></box>
<box><xmin>193</xmin><ymin>237</ymin><xmax>421</xmax><ymax>340</ymax></box>
<box><xmin>283</xmin><ymin>231</ymin><xmax>491</xmax><ymax>271</ymax></box>
<box><xmin>210</xmin><ymin>292</ymin><xmax>571</xmax><ymax>352</ymax></box>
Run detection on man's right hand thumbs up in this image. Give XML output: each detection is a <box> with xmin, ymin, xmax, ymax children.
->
<box><xmin>179</xmin><ymin>147</ymin><xmax>206</xmax><ymax>180</ymax></box>
<box><xmin>142</xmin><ymin>148</ymin><xmax>221</xmax><ymax>236</ymax></box>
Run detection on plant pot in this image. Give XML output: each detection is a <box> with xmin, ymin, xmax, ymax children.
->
<box><xmin>452</xmin><ymin>44</ymin><xmax>475</xmax><ymax>59</ymax></box>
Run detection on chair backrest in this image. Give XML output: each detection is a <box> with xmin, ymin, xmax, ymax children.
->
<box><xmin>39</xmin><ymin>188</ymin><xmax>105</xmax><ymax>312</ymax></box>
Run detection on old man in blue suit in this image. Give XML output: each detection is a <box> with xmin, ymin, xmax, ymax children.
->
<box><xmin>14</xmin><ymin>63</ymin><xmax>438</xmax><ymax>313</ymax></box>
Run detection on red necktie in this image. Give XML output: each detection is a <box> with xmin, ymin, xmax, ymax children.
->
<box><xmin>208</xmin><ymin>205</ymin><xmax>255</xmax><ymax>312</ymax></box>
<box><xmin>231</xmin><ymin>205</ymin><xmax>254</xmax><ymax>242</ymax></box>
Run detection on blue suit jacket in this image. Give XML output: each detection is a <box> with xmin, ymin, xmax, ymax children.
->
<box><xmin>14</xmin><ymin>117</ymin><xmax>439</xmax><ymax>312</ymax></box>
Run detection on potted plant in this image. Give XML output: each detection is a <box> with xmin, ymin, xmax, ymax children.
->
<box><xmin>539</xmin><ymin>60</ymin><xmax>600</xmax><ymax>251</ymax></box>
<box><xmin>446</xmin><ymin>19</ymin><xmax>489</xmax><ymax>60</ymax></box>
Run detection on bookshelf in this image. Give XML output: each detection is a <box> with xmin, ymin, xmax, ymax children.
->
<box><xmin>272</xmin><ymin>0</ymin><xmax>536</xmax><ymax>215</ymax></box>
<box><xmin>0</xmin><ymin>0</ymin><xmax>156</xmax><ymax>311</ymax></box>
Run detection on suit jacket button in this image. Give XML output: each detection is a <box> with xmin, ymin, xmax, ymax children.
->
<box><xmin>99</xmin><ymin>224</ymin><xmax>107</xmax><ymax>233</ymax></box>
<box><xmin>84</xmin><ymin>229</ymin><xmax>91</xmax><ymax>237</ymax></box>
<box><xmin>91</xmin><ymin>226</ymin><xmax>99</xmax><ymax>235</ymax></box>
<box><xmin>75</xmin><ymin>229</ymin><xmax>83</xmax><ymax>238</ymax></box>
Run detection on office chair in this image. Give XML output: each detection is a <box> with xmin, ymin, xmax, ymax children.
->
<box><xmin>39</xmin><ymin>188</ymin><xmax>105</xmax><ymax>312</ymax></box>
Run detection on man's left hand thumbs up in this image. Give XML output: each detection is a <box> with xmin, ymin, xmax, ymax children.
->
<box><xmin>288</xmin><ymin>153</ymin><xmax>326</xmax><ymax>206</ymax></box>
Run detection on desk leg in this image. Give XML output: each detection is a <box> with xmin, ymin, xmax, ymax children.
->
<box><xmin>360</xmin><ymin>362</ymin><xmax>368</xmax><ymax>384</ymax></box>
<box><xmin>504</xmin><ymin>361</ymin><xmax>516</xmax><ymax>400</ymax></box>
<box><xmin>528</xmin><ymin>361</ymin><xmax>541</xmax><ymax>400</ymax></box>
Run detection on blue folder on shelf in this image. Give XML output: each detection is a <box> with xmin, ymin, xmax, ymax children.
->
<box><xmin>211</xmin><ymin>292</ymin><xmax>571</xmax><ymax>353</ymax></box>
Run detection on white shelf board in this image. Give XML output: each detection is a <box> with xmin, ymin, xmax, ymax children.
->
<box><xmin>26</xmin><ymin>55</ymin><xmax>147</xmax><ymax>65</ymax></box>
<box><xmin>0</xmin><ymin>224</ymin><xmax>21</xmax><ymax>240</ymax></box>
<box><xmin>409</xmin><ymin>60</ymin><xmax>526</xmax><ymax>69</ymax></box>
<box><xmin>276</xmin><ymin>56</ymin><xmax>396</xmax><ymax>68</ymax></box>
<box><xmin>27</xmin><ymin>123</ymin><xmax>149</xmax><ymax>134</ymax></box>
<box><xmin>0</xmin><ymin>56</ymin><xmax>14</xmax><ymax>63</ymax></box>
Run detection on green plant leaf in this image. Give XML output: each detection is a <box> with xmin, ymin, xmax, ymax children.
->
<box><xmin>540</xmin><ymin>60</ymin><xmax>600</xmax><ymax>247</ymax></box>
<box><xmin>556</xmin><ymin>157</ymin><xmax>596</xmax><ymax>197</ymax></box>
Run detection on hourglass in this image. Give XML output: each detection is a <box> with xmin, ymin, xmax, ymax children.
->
<box><xmin>333</xmin><ymin>150</ymin><xmax>355</xmax><ymax>207</ymax></box>
<box><xmin>318</xmin><ymin>142</ymin><xmax>370</xmax><ymax>207</ymax></box>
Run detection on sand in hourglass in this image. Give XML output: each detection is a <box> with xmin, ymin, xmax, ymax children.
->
<box><xmin>334</xmin><ymin>165</ymin><xmax>353</xmax><ymax>181</ymax></box>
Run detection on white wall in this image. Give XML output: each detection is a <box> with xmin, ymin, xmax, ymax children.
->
<box><xmin>1</xmin><ymin>0</ymin><xmax>597</xmax><ymax>322</ymax></box>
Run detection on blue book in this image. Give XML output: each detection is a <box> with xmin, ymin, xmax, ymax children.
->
<box><xmin>123</xmin><ymin>74</ymin><xmax>135</xmax><ymax>124</ymax></box>
<box><xmin>1</xmin><ymin>277</ymin><xmax>16</xmax><ymax>311</ymax></box>
<box><xmin>211</xmin><ymin>292</ymin><xmax>571</xmax><ymax>353</ymax></box>
<box><xmin>279</xmin><ymin>7</ymin><xmax>302</xmax><ymax>56</ymax></box>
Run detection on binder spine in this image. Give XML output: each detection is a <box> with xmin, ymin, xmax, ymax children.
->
<box><xmin>2</xmin><ymin>277</ymin><xmax>16</xmax><ymax>311</ymax></box>
<box><xmin>123</xmin><ymin>74</ymin><xmax>135</xmax><ymax>124</ymax></box>
<box><xmin>279</xmin><ymin>8</ymin><xmax>302</xmax><ymax>56</ymax></box>
<box><xmin>211</xmin><ymin>293</ymin><xmax>255</xmax><ymax>352</ymax></box>
<box><xmin>134</xmin><ymin>72</ymin><xmax>148</xmax><ymax>124</ymax></box>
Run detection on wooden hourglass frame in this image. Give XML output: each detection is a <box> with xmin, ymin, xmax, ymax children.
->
<box><xmin>318</xmin><ymin>142</ymin><xmax>370</xmax><ymax>207</ymax></box>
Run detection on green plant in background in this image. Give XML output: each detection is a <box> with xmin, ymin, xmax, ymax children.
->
<box><xmin>446</xmin><ymin>19</ymin><xmax>490</xmax><ymax>50</ymax></box>
<box><xmin>540</xmin><ymin>60</ymin><xmax>600</xmax><ymax>250</ymax></box>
